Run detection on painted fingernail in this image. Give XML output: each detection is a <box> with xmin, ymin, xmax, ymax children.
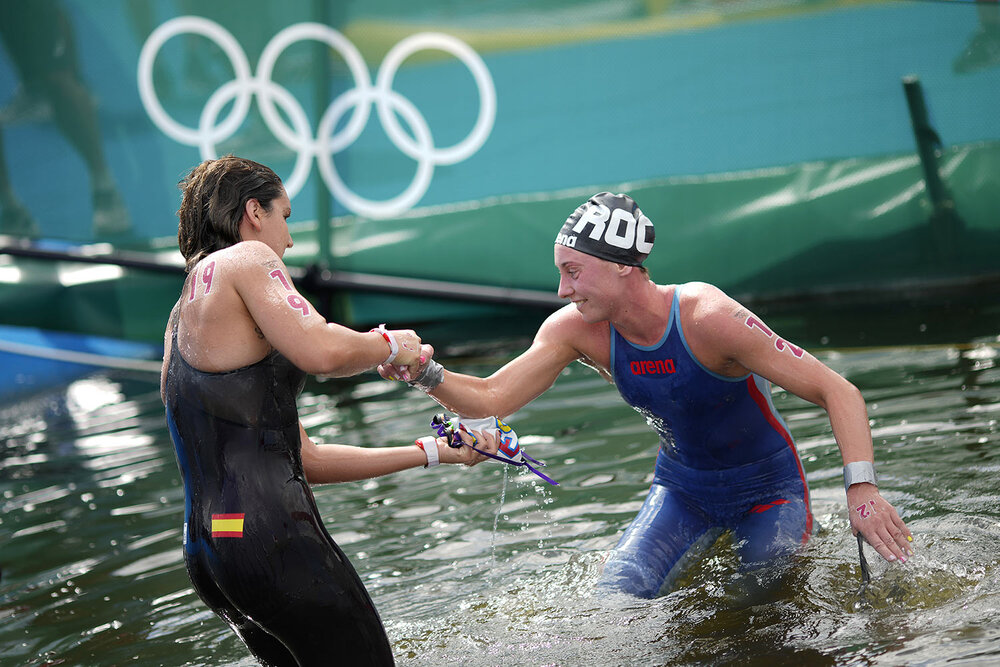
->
<box><xmin>420</xmin><ymin>355</ymin><xmax>426</xmax><ymax>363</ymax></box>
<box><xmin>900</xmin><ymin>555</ymin><xmax>907</xmax><ymax>563</ymax></box>
<box><xmin>887</xmin><ymin>554</ymin><xmax>897</xmax><ymax>562</ymax></box>
<box><xmin>907</xmin><ymin>535</ymin><xmax>913</xmax><ymax>542</ymax></box>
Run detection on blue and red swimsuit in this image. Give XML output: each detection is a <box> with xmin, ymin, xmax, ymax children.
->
<box><xmin>602</xmin><ymin>284</ymin><xmax>813</xmax><ymax>597</ymax></box>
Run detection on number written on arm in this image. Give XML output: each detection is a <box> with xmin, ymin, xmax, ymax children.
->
<box><xmin>269</xmin><ymin>268</ymin><xmax>311</xmax><ymax>317</ymax></box>
<box><xmin>745</xmin><ymin>315</ymin><xmax>804</xmax><ymax>359</ymax></box>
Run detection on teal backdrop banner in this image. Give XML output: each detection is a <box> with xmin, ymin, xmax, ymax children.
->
<box><xmin>1</xmin><ymin>0</ymin><xmax>998</xmax><ymax>337</ymax></box>
<box><xmin>1</xmin><ymin>0</ymin><xmax>997</xmax><ymax>244</ymax></box>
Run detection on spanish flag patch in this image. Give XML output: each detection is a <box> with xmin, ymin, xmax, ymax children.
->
<box><xmin>211</xmin><ymin>513</ymin><xmax>245</xmax><ymax>538</ymax></box>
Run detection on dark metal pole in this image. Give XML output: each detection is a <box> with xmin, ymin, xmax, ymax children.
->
<box><xmin>901</xmin><ymin>75</ymin><xmax>964</xmax><ymax>262</ymax></box>
<box><xmin>0</xmin><ymin>239</ymin><xmax>563</xmax><ymax>309</ymax></box>
<box><xmin>902</xmin><ymin>76</ymin><xmax>949</xmax><ymax>207</ymax></box>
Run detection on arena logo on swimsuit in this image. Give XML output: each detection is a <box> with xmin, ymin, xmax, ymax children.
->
<box><xmin>630</xmin><ymin>359</ymin><xmax>675</xmax><ymax>375</ymax></box>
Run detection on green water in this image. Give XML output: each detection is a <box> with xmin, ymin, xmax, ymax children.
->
<box><xmin>2</xmin><ymin>326</ymin><xmax>1000</xmax><ymax>666</ymax></box>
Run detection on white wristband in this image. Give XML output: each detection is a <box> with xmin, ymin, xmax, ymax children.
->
<box><xmin>844</xmin><ymin>461</ymin><xmax>877</xmax><ymax>493</ymax></box>
<box><xmin>415</xmin><ymin>436</ymin><xmax>439</xmax><ymax>468</ymax></box>
<box><xmin>372</xmin><ymin>324</ymin><xmax>399</xmax><ymax>365</ymax></box>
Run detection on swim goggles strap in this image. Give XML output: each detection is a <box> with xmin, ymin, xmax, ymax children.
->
<box><xmin>461</xmin><ymin>438</ymin><xmax>559</xmax><ymax>486</ymax></box>
<box><xmin>431</xmin><ymin>415</ymin><xmax>559</xmax><ymax>485</ymax></box>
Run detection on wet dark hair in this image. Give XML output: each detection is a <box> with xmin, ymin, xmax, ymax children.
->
<box><xmin>176</xmin><ymin>155</ymin><xmax>284</xmax><ymax>271</ymax></box>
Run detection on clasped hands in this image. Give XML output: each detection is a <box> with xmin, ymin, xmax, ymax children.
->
<box><xmin>378</xmin><ymin>342</ymin><xmax>436</xmax><ymax>383</ymax></box>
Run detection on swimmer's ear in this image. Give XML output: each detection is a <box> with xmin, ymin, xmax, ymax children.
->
<box><xmin>616</xmin><ymin>263</ymin><xmax>636</xmax><ymax>277</ymax></box>
<box><xmin>243</xmin><ymin>198</ymin><xmax>264</xmax><ymax>232</ymax></box>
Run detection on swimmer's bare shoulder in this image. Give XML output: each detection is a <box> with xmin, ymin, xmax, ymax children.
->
<box><xmin>201</xmin><ymin>241</ymin><xmax>297</xmax><ymax>310</ymax></box>
<box><xmin>174</xmin><ymin>242</ymin><xmax>285</xmax><ymax>369</ymax></box>
<box><xmin>678</xmin><ymin>282</ymin><xmax>742</xmax><ymax>331</ymax></box>
<box><xmin>680</xmin><ymin>281</ymin><xmax>775</xmax><ymax>377</ymax></box>
<box><xmin>211</xmin><ymin>240</ymin><xmax>284</xmax><ymax>280</ymax></box>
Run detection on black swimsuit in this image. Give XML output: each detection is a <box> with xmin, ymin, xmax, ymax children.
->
<box><xmin>163</xmin><ymin>325</ymin><xmax>394</xmax><ymax>666</ymax></box>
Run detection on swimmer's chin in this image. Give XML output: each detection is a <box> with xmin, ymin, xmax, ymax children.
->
<box><xmin>572</xmin><ymin>299</ymin><xmax>604</xmax><ymax>323</ymax></box>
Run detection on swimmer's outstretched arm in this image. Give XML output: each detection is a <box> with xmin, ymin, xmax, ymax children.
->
<box><xmin>690</xmin><ymin>284</ymin><xmax>914</xmax><ymax>564</ymax></box>
<box><xmin>234</xmin><ymin>241</ymin><xmax>423</xmax><ymax>376</ymax></box>
<box><xmin>380</xmin><ymin>306</ymin><xmax>584</xmax><ymax>419</ymax></box>
<box><xmin>298</xmin><ymin>422</ymin><xmax>499</xmax><ymax>484</ymax></box>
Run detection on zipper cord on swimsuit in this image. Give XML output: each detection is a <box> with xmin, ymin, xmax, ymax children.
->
<box><xmin>857</xmin><ymin>533</ymin><xmax>872</xmax><ymax>596</ymax></box>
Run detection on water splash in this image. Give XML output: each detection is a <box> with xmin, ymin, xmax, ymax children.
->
<box><xmin>489</xmin><ymin>465</ymin><xmax>510</xmax><ymax>572</ymax></box>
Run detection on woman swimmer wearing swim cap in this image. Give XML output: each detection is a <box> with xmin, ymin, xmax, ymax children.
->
<box><xmin>160</xmin><ymin>155</ymin><xmax>498</xmax><ymax>666</ymax></box>
<box><xmin>386</xmin><ymin>191</ymin><xmax>912</xmax><ymax>599</ymax></box>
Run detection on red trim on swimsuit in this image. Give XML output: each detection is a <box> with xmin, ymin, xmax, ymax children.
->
<box><xmin>746</xmin><ymin>377</ymin><xmax>813</xmax><ymax>539</ymax></box>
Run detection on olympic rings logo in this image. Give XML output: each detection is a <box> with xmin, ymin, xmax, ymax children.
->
<box><xmin>137</xmin><ymin>17</ymin><xmax>496</xmax><ymax>219</ymax></box>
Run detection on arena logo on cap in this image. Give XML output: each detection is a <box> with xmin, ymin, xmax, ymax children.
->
<box><xmin>564</xmin><ymin>202</ymin><xmax>654</xmax><ymax>254</ymax></box>
<box><xmin>554</xmin><ymin>232</ymin><xmax>577</xmax><ymax>247</ymax></box>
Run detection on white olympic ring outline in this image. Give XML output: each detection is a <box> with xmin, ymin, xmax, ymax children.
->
<box><xmin>137</xmin><ymin>17</ymin><xmax>496</xmax><ymax>219</ymax></box>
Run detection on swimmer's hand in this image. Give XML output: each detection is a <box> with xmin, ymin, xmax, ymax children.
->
<box><xmin>438</xmin><ymin>426</ymin><xmax>499</xmax><ymax>467</ymax></box>
<box><xmin>379</xmin><ymin>343</ymin><xmax>435</xmax><ymax>383</ymax></box>
<box><xmin>386</xmin><ymin>329</ymin><xmax>422</xmax><ymax>376</ymax></box>
<box><xmin>848</xmin><ymin>483</ymin><xmax>914</xmax><ymax>564</ymax></box>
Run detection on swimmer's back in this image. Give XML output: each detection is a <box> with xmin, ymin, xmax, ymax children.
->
<box><xmin>173</xmin><ymin>242</ymin><xmax>275</xmax><ymax>373</ymax></box>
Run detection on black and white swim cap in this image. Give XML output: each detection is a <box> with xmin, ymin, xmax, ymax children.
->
<box><xmin>554</xmin><ymin>192</ymin><xmax>654</xmax><ymax>266</ymax></box>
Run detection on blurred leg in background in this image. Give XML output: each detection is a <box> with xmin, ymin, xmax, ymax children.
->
<box><xmin>0</xmin><ymin>0</ymin><xmax>131</xmax><ymax>240</ymax></box>
<box><xmin>954</xmin><ymin>1</ymin><xmax>1000</xmax><ymax>74</ymax></box>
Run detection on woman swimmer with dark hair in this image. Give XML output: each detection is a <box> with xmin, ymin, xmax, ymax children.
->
<box><xmin>160</xmin><ymin>155</ymin><xmax>497</xmax><ymax>666</ymax></box>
